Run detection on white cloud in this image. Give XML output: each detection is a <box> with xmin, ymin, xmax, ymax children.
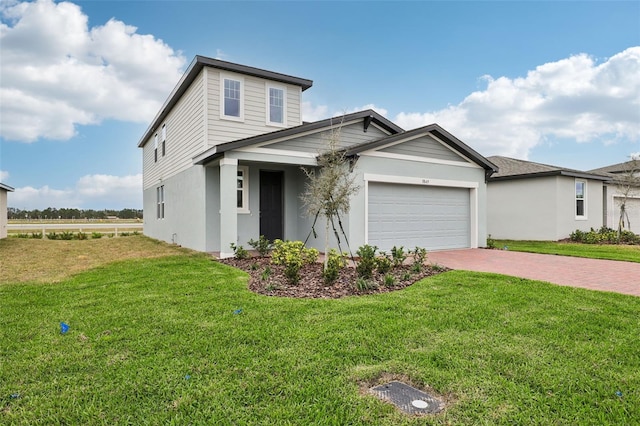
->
<box><xmin>341</xmin><ymin>103</ymin><xmax>389</xmax><ymax>118</ymax></box>
<box><xmin>301</xmin><ymin>101</ymin><xmax>329</xmax><ymax>122</ymax></box>
<box><xmin>0</xmin><ymin>170</ymin><xmax>9</xmax><ymax>181</ymax></box>
<box><xmin>0</xmin><ymin>0</ymin><xmax>186</xmax><ymax>142</ymax></box>
<box><xmin>394</xmin><ymin>47</ymin><xmax>640</xmax><ymax>159</ymax></box>
<box><xmin>7</xmin><ymin>173</ymin><xmax>142</xmax><ymax>209</ymax></box>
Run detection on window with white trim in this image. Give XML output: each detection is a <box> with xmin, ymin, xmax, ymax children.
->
<box><xmin>236</xmin><ymin>166</ymin><xmax>249</xmax><ymax>213</ymax></box>
<box><xmin>575</xmin><ymin>180</ymin><xmax>586</xmax><ymax>219</ymax></box>
<box><xmin>266</xmin><ymin>84</ymin><xmax>286</xmax><ymax>126</ymax></box>
<box><xmin>221</xmin><ymin>76</ymin><xmax>243</xmax><ymax>120</ymax></box>
<box><xmin>154</xmin><ymin>134</ymin><xmax>158</xmax><ymax>162</ymax></box>
<box><xmin>161</xmin><ymin>124</ymin><xmax>166</xmax><ymax>156</ymax></box>
<box><xmin>157</xmin><ymin>185</ymin><xmax>165</xmax><ymax>219</ymax></box>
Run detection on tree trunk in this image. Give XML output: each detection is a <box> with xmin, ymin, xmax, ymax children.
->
<box><xmin>324</xmin><ymin>217</ymin><xmax>329</xmax><ymax>270</ymax></box>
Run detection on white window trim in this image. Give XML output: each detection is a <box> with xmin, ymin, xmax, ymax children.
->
<box><xmin>157</xmin><ymin>185</ymin><xmax>165</xmax><ymax>220</ymax></box>
<box><xmin>237</xmin><ymin>166</ymin><xmax>250</xmax><ymax>214</ymax></box>
<box><xmin>265</xmin><ymin>83</ymin><xmax>287</xmax><ymax>127</ymax></box>
<box><xmin>153</xmin><ymin>134</ymin><xmax>158</xmax><ymax>162</ymax></box>
<box><xmin>220</xmin><ymin>74</ymin><xmax>244</xmax><ymax>122</ymax></box>
<box><xmin>575</xmin><ymin>179</ymin><xmax>587</xmax><ymax>220</ymax></box>
<box><xmin>161</xmin><ymin>124</ymin><xmax>166</xmax><ymax>156</ymax></box>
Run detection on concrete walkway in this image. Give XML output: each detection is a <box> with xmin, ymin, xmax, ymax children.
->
<box><xmin>428</xmin><ymin>249</ymin><xmax>640</xmax><ymax>297</ymax></box>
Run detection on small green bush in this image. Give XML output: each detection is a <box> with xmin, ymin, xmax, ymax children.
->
<box><xmin>59</xmin><ymin>231</ymin><xmax>74</xmax><ymax>240</ymax></box>
<box><xmin>248</xmin><ymin>235</ymin><xmax>272</xmax><ymax>257</ymax></box>
<box><xmin>487</xmin><ymin>234</ymin><xmax>496</xmax><ymax>249</ymax></box>
<box><xmin>91</xmin><ymin>232</ymin><xmax>103</xmax><ymax>239</ymax></box>
<box><xmin>75</xmin><ymin>232</ymin><xmax>88</xmax><ymax>240</ymax></box>
<box><xmin>390</xmin><ymin>246</ymin><xmax>407</xmax><ymax>267</ymax></box>
<box><xmin>355</xmin><ymin>244</ymin><xmax>377</xmax><ymax>279</ymax></box>
<box><xmin>230</xmin><ymin>243</ymin><xmax>249</xmax><ymax>259</ymax></box>
<box><xmin>47</xmin><ymin>232</ymin><xmax>59</xmax><ymax>240</ymax></box>
<box><xmin>14</xmin><ymin>233</ymin><xmax>29</xmax><ymax>239</ymax></box>
<box><xmin>570</xmin><ymin>227</ymin><xmax>639</xmax><ymax>245</ymax></box>
<box><xmin>374</xmin><ymin>252</ymin><xmax>392</xmax><ymax>274</ymax></box>
<box><xmin>271</xmin><ymin>240</ymin><xmax>319</xmax><ymax>285</ymax></box>
<box><xmin>261</xmin><ymin>266</ymin><xmax>272</xmax><ymax>281</ymax></box>
<box><xmin>355</xmin><ymin>277</ymin><xmax>377</xmax><ymax>291</ymax></box>
<box><xmin>323</xmin><ymin>249</ymin><xmax>347</xmax><ymax>285</ymax></box>
<box><xmin>412</xmin><ymin>247</ymin><xmax>428</xmax><ymax>272</ymax></box>
<box><xmin>383</xmin><ymin>273</ymin><xmax>396</xmax><ymax>287</ymax></box>
<box><xmin>120</xmin><ymin>232</ymin><xmax>131</xmax><ymax>237</ymax></box>
<box><xmin>30</xmin><ymin>232</ymin><xmax>43</xmax><ymax>239</ymax></box>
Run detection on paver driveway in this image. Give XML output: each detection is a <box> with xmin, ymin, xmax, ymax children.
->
<box><xmin>428</xmin><ymin>249</ymin><xmax>640</xmax><ymax>297</ymax></box>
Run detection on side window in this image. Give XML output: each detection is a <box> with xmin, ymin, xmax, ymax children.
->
<box><xmin>161</xmin><ymin>124</ymin><xmax>166</xmax><ymax>156</ymax></box>
<box><xmin>221</xmin><ymin>75</ymin><xmax>243</xmax><ymax>120</ymax></box>
<box><xmin>154</xmin><ymin>134</ymin><xmax>158</xmax><ymax>162</ymax></box>
<box><xmin>266</xmin><ymin>84</ymin><xmax>286</xmax><ymax>126</ymax></box>
<box><xmin>575</xmin><ymin>180</ymin><xmax>586</xmax><ymax>219</ymax></box>
<box><xmin>157</xmin><ymin>185</ymin><xmax>165</xmax><ymax>219</ymax></box>
<box><xmin>236</xmin><ymin>166</ymin><xmax>249</xmax><ymax>213</ymax></box>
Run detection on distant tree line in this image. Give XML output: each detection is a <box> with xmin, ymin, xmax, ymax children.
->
<box><xmin>8</xmin><ymin>207</ymin><xmax>143</xmax><ymax>220</ymax></box>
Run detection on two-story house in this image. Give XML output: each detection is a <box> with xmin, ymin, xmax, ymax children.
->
<box><xmin>138</xmin><ymin>56</ymin><xmax>497</xmax><ymax>257</ymax></box>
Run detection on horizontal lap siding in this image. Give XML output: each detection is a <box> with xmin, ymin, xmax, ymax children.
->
<box><xmin>143</xmin><ymin>71</ymin><xmax>204</xmax><ymax>189</ymax></box>
<box><xmin>207</xmin><ymin>70</ymin><xmax>302</xmax><ymax>148</ymax></box>
<box><xmin>380</xmin><ymin>135</ymin><xmax>466</xmax><ymax>162</ymax></box>
<box><xmin>262</xmin><ymin>122</ymin><xmax>389</xmax><ymax>153</ymax></box>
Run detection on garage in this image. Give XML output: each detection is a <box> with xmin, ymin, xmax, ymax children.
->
<box><xmin>613</xmin><ymin>197</ymin><xmax>640</xmax><ymax>235</ymax></box>
<box><xmin>367</xmin><ymin>182</ymin><xmax>471</xmax><ymax>252</ymax></box>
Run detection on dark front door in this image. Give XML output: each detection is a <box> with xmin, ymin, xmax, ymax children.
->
<box><xmin>260</xmin><ymin>171</ymin><xmax>284</xmax><ymax>241</ymax></box>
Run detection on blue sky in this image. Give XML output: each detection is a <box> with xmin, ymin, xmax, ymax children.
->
<box><xmin>1</xmin><ymin>0</ymin><xmax>639</xmax><ymax>210</ymax></box>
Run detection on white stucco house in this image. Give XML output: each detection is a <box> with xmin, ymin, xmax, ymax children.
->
<box><xmin>590</xmin><ymin>160</ymin><xmax>640</xmax><ymax>234</ymax></box>
<box><xmin>486</xmin><ymin>156</ymin><xmax>610</xmax><ymax>241</ymax></box>
<box><xmin>138</xmin><ymin>56</ymin><xmax>497</xmax><ymax>257</ymax></box>
<box><xmin>1</xmin><ymin>182</ymin><xmax>15</xmax><ymax>239</ymax></box>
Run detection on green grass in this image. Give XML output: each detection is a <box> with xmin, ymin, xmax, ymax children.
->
<box><xmin>493</xmin><ymin>240</ymin><xmax>640</xmax><ymax>263</ymax></box>
<box><xmin>2</xmin><ymin>254</ymin><xmax>639</xmax><ymax>424</ymax></box>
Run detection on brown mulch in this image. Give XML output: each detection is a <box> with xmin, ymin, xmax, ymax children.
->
<box><xmin>218</xmin><ymin>256</ymin><xmax>449</xmax><ymax>299</ymax></box>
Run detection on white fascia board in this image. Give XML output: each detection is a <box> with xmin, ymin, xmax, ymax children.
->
<box><xmin>363</xmin><ymin>173</ymin><xmax>479</xmax><ymax>189</ymax></box>
<box><xmin>362</xmin><ymin>151</ymin><xmax>480</xmax><ymax>169</ymax></box>
<box><xmin>229</xmin><ymin>148</ymin><xmax>317</xmax><ymax>166</ymax></box>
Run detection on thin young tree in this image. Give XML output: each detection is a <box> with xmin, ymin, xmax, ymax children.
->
<box><xmin>300</xmin><ymin>121</ymin><xmax>360</xmax><ymax>268</ymax></box>
<box><xmin>615</xmin><ymin>156</ymin><xmax>639</xmax><ymax>240</ymax></box>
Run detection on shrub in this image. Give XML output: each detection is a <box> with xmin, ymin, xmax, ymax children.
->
<box><xmin>261</xmin><ymin>266</ymin><xmax>272</xmax><ymax>281</ymax></box>
<box><xmin>230</xmin><ymin>243</ymin><xmax>249</xmax><ymax>259</ymax></box>
<box><xmin>383</xmin><ymin>273</ymin><xmax>396</xmax><ymax>287</ymax></box>
<box><xmin>570</xmin><ymin>227</ymin><xmax>639</xmax><ymax>245</ymax></box>
<box><xmin>132</xmin><ymin>231</ymin><xmax>140</xmax><ymax>236</ymax></box>
<box><xmin>390</xmin><ymin>246</ymin><xmax>407</xmax><ymax>267</ymax></box>
<box><xmin>323</xmin><ymin>249</ymin><xmax>347</xmax><ymax>285</ymax></box>
<box><xmin>375</xmin><ymin>252</ymin><xmax>392</xmax><ymax>274</ymax></box>
<box><xmin>59</xmin><ymin>231</ymin><xmax>75</xmax><ymax>240</ymax></box>
<box><xmin>271</xmin><ymin>240</ymin><xmax>319</xmax><ymax>285</ymax></box>
<box><xmin>355</xmin><ymin>277</ymin><xmax>377</xmax><ymax>291</ymax></box>
<box><xmin>75</xmin><ymin>232</ymin><xmax>88</xmax><ymax>240</ymax></box>
<box><xmin>30</xmin><ymin>232</ymin><xmax>43</xmax><ymax>239</ymax></box>
<box><xmin>91</xmin><ymin>232</ymin><xmax>103</xmax><ymax>239</ymax></box>
<box><xmin>355</xmin><ymin>244</ymin><xmax>377</xmax><ymax>279</ymax></box>
<box><xmin>486</xmin><ymin>234</ymin><xmax>496</xmax><ymax>249</ymax></box>
<box><xmin>411</xmin><ymin>247</ymin><xmax>428</xmax><ymax>272</ymax></box>
<box><xmin>248</xmin><ymin>235</ymin><xmax>272</xmax><ymax>257</ymax></box>
<box><xmin>14</xmin><ymin>233</ymin><xmax>29</xmax><ymax>239</ymax></box>
<box><xmin>120</xmin><ymin>232</ymin><xmax>131</xmax><ymax>237</ymax></box>
<box><xmin>46</xmin><ymin>232</ymin><xmax>59</xmax><ymax>240</ymax></box>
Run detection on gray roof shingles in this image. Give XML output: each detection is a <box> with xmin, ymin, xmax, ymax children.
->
<box><xmin>487</xmin><ymin>156</ymin><xmax>610</xmax><ymax>181</ymax></box>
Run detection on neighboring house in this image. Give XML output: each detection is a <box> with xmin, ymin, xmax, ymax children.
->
<box><xmin>487</xmin><ymin>156</ymin><xmax>610</xmax><ymax>241</ymax></box>
<box><xmin>139</xmin><ymin>56</ymin><xmax>497</xmax><ymax>257</ymax></box>
<box><xmin>590</xmin><ymin>160</ymin><xmax>640</xmax><ymax>234</ymax></box>
<box><xmin>1</xmin><ymin>182</ymin><xmax>15</xmax><ymax>239</ymax></box>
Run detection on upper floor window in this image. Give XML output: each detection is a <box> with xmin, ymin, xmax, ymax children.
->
<box><xmin>266</xmin><ymin>84</ymin><xmax>286</xmax><ymax>126</ymax></box>
<box><xmin>237</xmin><ymin>166</ymin><xmax>249</xmax><ymax>213</ymax></box>
<box><xmin>154</xmin><ymin>134</ymin><xmax>158</xmax><ymax>162</ymax></box>
<box><xmin>221</xmin><ymin>75</ymin><xmax>244</xmax><ymax>120</ymax></box>
<box><xmin>575</xmin><ymin>180</ymin><xmax>586</xmax><ymax>219</ymax></box>
<box><xmin>161</xmin><ymin>124</ymin><xmax>166</xmax><ymax>156</ymax></box>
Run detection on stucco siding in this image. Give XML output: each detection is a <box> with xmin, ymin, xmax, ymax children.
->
<box><xmin>488</xmin><ymin>177</ymin><xmax>558</xmax><ymax>240</ymax></box>
<box><xmin>379</xmin><ymin>135</ymin><xmax>467</xmax><ymax>163</ymax></box>
<box><xmin>143</xmin><ymin>167</ymin><xmax>207</xmax><ymax>251</ymax></box>
<box><xmin>556</xmin><ymin>178</ymin><xmax>604</xmax><ymax>239</ymax></box>
<box><xmin>0</xmin><ymin>189</ymin><xmax>7</xmax><ymax>239</ymax></box>
<box><xmin>142</xmin><ymin>70</ymin><xmax>205</xmax><ymax>190</ymax></box>
<box><xmin>262</xmin><ymin>122</ymin><xmax>389</xmax><ymax>153</ymax></box>
<box><xmin>206</xmin><ymin>69</ymin><xmax>302</xmax><ymax>148</ymax></box>
<box><xmin>605</xmin><ymin>183</ymin><xmax>640</xmax><ymax>234</ymax></box>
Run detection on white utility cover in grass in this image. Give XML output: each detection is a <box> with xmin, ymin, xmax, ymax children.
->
<box><xmin>368</xmin><ymin>182</ymin><xmax>470</xmax><ymax>251</ymax></box>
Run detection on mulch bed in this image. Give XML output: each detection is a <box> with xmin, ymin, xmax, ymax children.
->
<box><xmin>218</xmin><ymin>256</ymin><xmax>449</xmax><ymax>299</ymax></box>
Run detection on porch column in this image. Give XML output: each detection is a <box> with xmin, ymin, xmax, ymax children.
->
<box><xmin>219</xmin><ymin>158</ymin><xmax>238</xmax><ymax>259</ymax></box>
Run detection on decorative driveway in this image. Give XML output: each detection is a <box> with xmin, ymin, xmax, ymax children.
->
<box><xmin>428</xmin><ymin>249</ymin><xmax>640</xmax><ymax>297</ymax></box>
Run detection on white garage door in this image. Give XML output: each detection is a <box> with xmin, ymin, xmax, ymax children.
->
<box><xmin>613</xmin><ymin>197</ymin><xmax>640</xmax><ymax>235</ymax></box>
<box><xmin>368</xmin><ymin>182</ymin><xmax>470</xmax><ymax>252</ymax></box>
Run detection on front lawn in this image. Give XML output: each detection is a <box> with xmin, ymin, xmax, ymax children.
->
<box><xmin>1</xmin><ymin>245</ymin><xmax>638</xmax><ymax>424</ymax></box>
<box><xmin>494</xmin><ymin>239</ymin><xmax>640</xmax><ymax>263</ymax></box>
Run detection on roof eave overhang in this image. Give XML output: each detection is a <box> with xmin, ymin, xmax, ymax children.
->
<box><xmin>0</xmin><ymin>183</ymin><xmax>15</xmax><ymax>192</ymax></box>
<box><xmin>489</xmin><ymin>170</ymin><xmax>611</xmax><ymax>182</ymax></box>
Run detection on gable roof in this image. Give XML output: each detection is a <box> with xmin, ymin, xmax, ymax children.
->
<box><xmin>193</xmin><ymin>109</ymin><xmax>403</xmax><ymax>165</ymax></box>
<box><xmin>589</xmin><ymin>160</ymin><xmax>639</xmax><ymax>174</ymax></box>
<box><xmin>345</xmin><ymin>124</ymin><xmax>499</xmax><ymax>174</ymax></box>
<box><xmin>488</xmin><ymin>156</ymin><xmax>610</xmax><ymax>182</ymax></box>
<box><xmin>0</xmin><ymin>183</ymin><xmax>14</xmax><ymax>192</ymax></box>
<box><xmin>138</xmin><ymin>55</ymin><xmax>314</xmax><ymax>148</ymax></box>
